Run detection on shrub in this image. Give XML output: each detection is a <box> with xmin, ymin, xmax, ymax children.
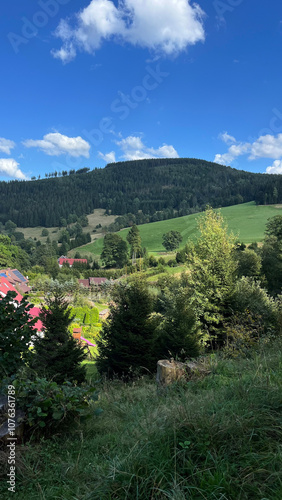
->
<box><xmin>236</xmin><ymin>248</ymin><xmax>261</xmax><ymax>278</ymax></box>
<box><xmin>229</xmin><ymin>277</ymin><xmax>277</xmax><ymax>330</ymax></box>
<box><xmin>223</xmin><ymin>311</ymin><xmax>265</xmax><ymax>358</ymax></box>
<box><xmin>11</xmin><ymin>375</ymin><xmax>97</xmax><ymax>436</ymax></box>
<box><xmin>148</xmin><ymin>255</ymin><xmax>158</xmax><ymax>268</ymax></box>
<box><xmin>0</xmin><ymin>292</ymin><xmax>36</xmax><ymax>378</ymax></box>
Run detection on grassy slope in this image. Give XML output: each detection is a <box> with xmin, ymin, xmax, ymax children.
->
<box><xmin>80</xmin><ymin>202</ymin><xmax>282</xmax><ymax>258</ymax></box>
<box><xmin>7</xmin><ymin>340</ymin><xmax>282</xmax><ymax>499</ymax></box>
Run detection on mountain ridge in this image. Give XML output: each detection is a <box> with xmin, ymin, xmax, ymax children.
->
<box><xmin>0</xmin><ymin>158</ymin><xmax>280</xmax><ymax>228</ymax></box>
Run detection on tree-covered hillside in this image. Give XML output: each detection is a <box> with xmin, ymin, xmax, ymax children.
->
<box><xmin>0</xmin><ymin>158</ymin><xmax>281</xmax><ymax>227</ymax></box>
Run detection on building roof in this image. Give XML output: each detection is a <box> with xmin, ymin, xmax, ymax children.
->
<box><xmin>0</xmin><ymin>277</ymin><xmax>23</xmax><ymax>302</ymax></box>
<box><xmin>29</xmin><ymin>306</ymin><xmax>43</xmax><ymax>332</ymax></box>
<box><xmin>89</xmin><ymin>277</ymin><xmax>107</xmax><ymax>285</ymax></box>
<box><xmin>78</xmin><ymin>279</ymin><xmax>90</xmax><ymax>288</ymax></box>
<box><xmin>58</xmin><ymin>258</ymin><xmax>88</xmax><ymax>266</ymax></box>
<box><xmin>0</xmin><ymin>268</ymin><xmax>28</xmax><ymax>284</ymax></box>
<box><xmin>73</xmin><ymin>327</ymin><xmax>82</xmax><ymax>333</ymax></box>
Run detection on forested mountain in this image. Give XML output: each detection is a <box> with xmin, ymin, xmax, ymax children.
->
<box><xmin>0</xmin><ymin>158</ymin><xmax>281</xmax><ymax>227</ymax></box>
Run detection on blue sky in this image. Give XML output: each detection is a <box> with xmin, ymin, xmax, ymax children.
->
<box><xmin>0</xmin><ymin>0</ymin><xmax>282</xmax><ymax>181</ymax></box>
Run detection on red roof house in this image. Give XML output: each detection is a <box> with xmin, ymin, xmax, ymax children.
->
<box><xmin>28</xmin><ymin>306</ymin><xmax>43</xmax><ymax>332</ymax></box>
<box><xmin>0</xmin><ymin>277</ymin><xmax>23</xmax><ymax>302</ymax></box>
<box><xmin>79</xmin><ymin>277</ymin><xmax>108</xmax><ymax>288</ymax></box>
<box><xmin>58</xmin><ymin>258</ymin><xmax>88</xmax><ymax>268</ymax></box>
<box><xmin>0</xmin><ymin>268</ymin><xmax>31</xmax><ymax>294</ymax></box>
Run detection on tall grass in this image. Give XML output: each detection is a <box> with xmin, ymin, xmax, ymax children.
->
<box><xmin>2</xmin><ymin>340</ymin><xmax>282</xmax><ymax>499</ymax></box>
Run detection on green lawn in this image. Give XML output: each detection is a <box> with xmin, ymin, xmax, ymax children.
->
<box><xmin>79</xmin><ymin>202</ymin><xmax>282</xmax><ymax>258</ymax></box>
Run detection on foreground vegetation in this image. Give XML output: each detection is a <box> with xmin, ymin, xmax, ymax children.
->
<box><xmin>1</xmin><ymin>340</ymin><xmax>281</xmax><ymax>499</ymax></box>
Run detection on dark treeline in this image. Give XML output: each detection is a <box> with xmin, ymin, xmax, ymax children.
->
<box><xmin>0</xmin><ymin>158</ymin><xmax>281</xmax><ymax>227</ymax></box>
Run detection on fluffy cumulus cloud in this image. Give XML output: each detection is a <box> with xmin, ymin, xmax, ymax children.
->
<box><xmin>266</xmin><ymin>160</ymin><xmax>282</xmax><ymax>174</ymax></box>
<box><xmin>215</xmin><ymin>132</ymin><xmax>282</xmax><ymax>173</ymax></box>
<box><xmin>23</xmin><ymin>132</ymin><xmax>90</xmax><ymax>158</ymax></box>
<box><xmin>0</xmin><ymin>138</ymin><xmax>16</xmax><ymax>155</ymax></box>
<box><xmin>0</xmin><ymin>159</ymin><xmax>27</xmax><ymax>180</ymax></box>
<box><xmin>98</xmin><ymin>150</ymin><xmax>116</xmax><ymax>163</ymax></box>
<box><xmin>214</xmin><ymin>143</ymin><xmax>251</xmax><ymax>166</ymax></box>
<box><xmin>52</xmin><ymin>0</ymin><xmax>205</xmax><ymax>63</ymax></box>
<box><xmin>249</xmin><ymin>134</ymin><xmax>282</xmax><ymax>160</ymax></box>
<box><xmin>114</xmin><ymin>135</ymin><xmax>179</xmax><ymax>161</ymax></box>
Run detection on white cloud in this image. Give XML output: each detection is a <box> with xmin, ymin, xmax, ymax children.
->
<box><xmin>218</xmin><ymin>132</ymin><xmax>236</xmax><ymax>145</ymax></box>
<box><xmin>0</xmin><ymin>138</ymin><xmax>16</xmax><ymax>155</ymax></box>
<box><xmin>51</xmin><ymin>43</ymin><xmax>76</xmax><ymax>64</ymax></box>
<box><xmin>98</xmin><ymin>150</ymin><xmax>116</xmax><ymax>163</ymax></box>
<box><xmin>0</xmin><ymin>159</ymin><xmax>27</xmax><ymax>180</ymax></box>
<box><xmin>266</xmin><ymin>160</ymin><xmax>282</xmax><ymax>174</ymax></box>
<box><xmin>52</xmin><ymin>0</ymin><xmax>205</xmax><ymax>62</ymax></box>
<box><xmin>23</xmin><ymin>132</ymin><xmax>90</xmax><ymax>158</ymax></box>
<box><xmin>215</xmin><ymin>143</ymin><xmax>251</xmax><ymax>166</ymax></box>
<box><xmin>116</xmin><ymin>135</ymin><xmax>179</xmax><ymax>161</ymax></box>
<box><xmin>249</xmin><ymin>134</ymin><xmax>282</xmax><ymax>160</ymax></box>
<box><xmin>215</xmin><ymin>131</ymin><xmax>282</xmax><ymax>173</ymax></box>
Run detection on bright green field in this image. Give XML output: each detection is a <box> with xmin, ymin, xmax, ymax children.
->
<box><xmin>80</xmin><ymin>202</ymin><xmax>282</xmax><ymax>257</ymax></box>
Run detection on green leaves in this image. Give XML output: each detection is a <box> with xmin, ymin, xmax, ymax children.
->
<box><xmin>0</xmin><ymin>291</ymin><xmax>36</xmax><ymax>377</ymax></box>
<box><xmin>10</xmin><ymin>375</ymin><xmax>96</xmax><ymax>434</ymax></box>
<box><xmin>162</xmin><ymin>231</ymin><xmax>183</xmax><ymax>251</ymax></box>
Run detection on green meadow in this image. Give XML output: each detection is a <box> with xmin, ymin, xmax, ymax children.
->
<box><xmin>80</xmin><ymin>202</ymin><xmax>282</xmax><ymax>258</ymax></box>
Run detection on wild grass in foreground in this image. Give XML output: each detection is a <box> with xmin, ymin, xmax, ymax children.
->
<box><xmin>2</xmin><ymin>340</ymin><xmax>282</xmax><ymax>500</ymax></box>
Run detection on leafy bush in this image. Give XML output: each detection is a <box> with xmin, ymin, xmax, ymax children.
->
<box><xmin>229</xmin><ymin>277</ymin><xmax>277</xmax><ymax>330</ymax></box>
<box><xmin>223</xmin><ymin>310</ymin><xmax>265</xmax><ymax>358</ymax></box>
<box><xmin>235</xmin><ymin>248</ymin><xmax>261</xmax><ymax>278</ymax></box>
<box><xmin>0</xmin><ymin>292</ymin><xmax>36</xmax><ymax>377</ymax></box>
<box><xmin>11</xmin><ymin>375</ymin><xmax>97</xmax><ymax>436</ymax></box>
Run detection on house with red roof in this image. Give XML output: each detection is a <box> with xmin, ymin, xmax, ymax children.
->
<box><xmin>0</xmin><ymin>268</ymin><xmax>31</xmax><ymax>294</ymax></box>
<box><xmin>79</xmin><ymin>277</ymin><xmax>108</xmax><ymax>288</ymax></box>
<box><xmin>0</xmin><ymin>277</ymin><xmax>23</xmax><ymax>303</ymax></box>
<box><xmin>58</xmin><ymin>257</ymin><xmax>88</xmax><ymax>268</ymax></box>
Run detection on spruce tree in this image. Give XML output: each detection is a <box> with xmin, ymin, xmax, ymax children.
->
<box><xmin>126</xmin><ymin>225</ymin><xmax>142</xmax><ymax>263</ymax></box>
<box><xmin>32</xmin><ymin>289</ymin><xmax>87</xmax><ymax>384</ymax></box>
<box><xmin>96</xmin><ymin>278</ymin><xmax>157</xmax><ymax>377</ymax></box>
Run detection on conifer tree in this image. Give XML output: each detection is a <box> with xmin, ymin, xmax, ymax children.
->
<box><xmin>96</xmin><ymin>278</ymin><xmax>157</xmax><ymax>377</ymax></box>
<box><xmin>126</xmin><ymin>225</ymin><xmax>142</xmax><ymax>263</ymax></box>
<box><xmin>32</xmin><ymin>289</ymin><xmax>86</xmax><ymax>384</ymax></box>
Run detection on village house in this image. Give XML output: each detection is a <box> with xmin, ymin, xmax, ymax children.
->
<box><xmin>78</xmin><ymin>277</ymin><xmax>108</xmax><ymax>289</ymax></box>
<box><xmin>0</xmin><ymin>268</ymin><xmax>31</xmax><ymax>294</ymax></box>
<box><xmin>58</xmin><ymin>256</ymin><xmax>88</xmax><ymax>268</ymax></box>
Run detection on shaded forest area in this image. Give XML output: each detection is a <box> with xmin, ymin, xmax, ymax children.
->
<box><xmin>0</xmin><ymin>158</ymin><xmax>280</xmax><ymax>227</ymax></box>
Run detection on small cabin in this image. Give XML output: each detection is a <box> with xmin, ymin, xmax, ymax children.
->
<box><xmin>73</xmin><ymin>327</ymin><xmax>82</xmax><ymax>340</ymax></box>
